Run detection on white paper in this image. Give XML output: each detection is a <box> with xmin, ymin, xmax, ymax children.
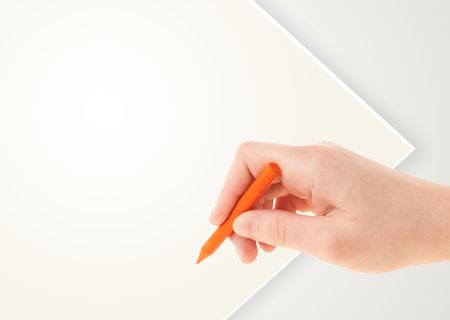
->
<box><xmin>0</xmin><ymin>1</ymin><xmax>413</xmax><ymax>319</ymax></box>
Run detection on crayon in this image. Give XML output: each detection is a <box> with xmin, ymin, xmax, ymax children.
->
<box><xmin>197</xmin><ymin>163</ymin><xmax>281</xmax><ymax>264</ymax></box>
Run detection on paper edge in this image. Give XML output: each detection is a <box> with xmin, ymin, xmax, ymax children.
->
<box><xmin>225</xmin><ymin>1</ymin><xmax>416</xmax><ymax>319</ymax></box>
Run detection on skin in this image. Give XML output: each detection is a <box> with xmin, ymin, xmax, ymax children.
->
<box><xmin>210</xmin><ymin>141</ymin><xmax>450</xmax><ymax>273</ymax></box>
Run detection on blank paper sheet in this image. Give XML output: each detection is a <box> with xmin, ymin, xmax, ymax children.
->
<box><xmin>0</xmin><ymin>1</ymin><xmax>413</xmax><ymax>319</ymax></box>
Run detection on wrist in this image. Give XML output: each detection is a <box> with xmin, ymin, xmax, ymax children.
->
<box><xmin>423</xmin><ymin>184</ymin><xmax>450</xmax><ymax>263</ymax></box>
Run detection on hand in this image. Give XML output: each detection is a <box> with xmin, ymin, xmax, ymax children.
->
<box><xmin>210</xmin><ymin>141</ymin><xmax>450</xmax><ymax>272</ymax></box>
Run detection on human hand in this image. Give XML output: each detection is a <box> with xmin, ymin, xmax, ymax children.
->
<box><xmin>210</xmin><ymin>142</ymin><xmax>450</xmax><ymax>272</ymax></box>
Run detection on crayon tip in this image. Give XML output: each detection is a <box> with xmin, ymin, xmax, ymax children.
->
<box><xmin>196</xmin><ymin>250</ymin><xmax>209</xmax><ymax>264</ymax></box>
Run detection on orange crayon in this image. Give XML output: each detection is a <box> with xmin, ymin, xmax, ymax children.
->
<box><xmin>197</xmin><ymin>163</ymin><xmax>281</xmax><ymax>264</ymax></box>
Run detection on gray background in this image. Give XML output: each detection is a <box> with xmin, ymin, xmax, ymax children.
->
<box><xmin>233</xmin><ymin>0</ymin><xmax>450</xmax><ymax>319</ymax></box>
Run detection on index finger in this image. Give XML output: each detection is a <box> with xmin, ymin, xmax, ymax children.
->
<box><xmin>210</xmin><ymin>141</ymin><xmax>291</xmax><ymax>225</ymax></box>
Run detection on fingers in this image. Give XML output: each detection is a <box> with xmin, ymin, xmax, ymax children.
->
<box><xmin>209</xmin><ymin>141</ymin><xmax>287</xmax><ymax>225</ymax></box>
<box><xmin>275</xmin><ymin>196</ymin><xmax>297</xmax><ymax>212</ymax></box>
<box><xmin>231</xmin><ymin>200</ymin><xmax>276</xmax><ymax>258</ymax></box>
<box><xmin>233</xmin><ymin>209</ymin><xmax>336</xmax><ymax>253</ymax></box>
<box><xmin>210</xmin><ymin>141</ymin><xmax>318</xmax><ymax>225</ymax></box>
<box><xmin>262</xmin><ymin>183</ymin><xmax>290</xmax><ymax>201</ymax></box>
<box><xmin>210</xmin><ymin>155</ymin><xmax>254</xmax><ymax>225</ymax></box>
<box><xmin>229</xmin><ymin>233</ymin><xmax>258</xmax><ymax>263</ymax></box>
<box><xmin>258</xmin><ymin>241</ymin><xmax>276</xmax><ymax>252</ymax></box>
<box><xmin>209</xmin><ymin>141</ymin><xmax>342</xmax><ymax>263</ymax></box>
<box><xmin>258</xmin><ymin>200</ymin><xmax>276</xmax><ymax>252</ymax></box>
<box><xmin>276</xmin><ymin>195</ymin><xmax>313</xmax><ymax>214</ymax></box>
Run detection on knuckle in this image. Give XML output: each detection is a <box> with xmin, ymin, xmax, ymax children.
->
<box><xmin>317</xmin><ymin>140</ymin><xmax>337</xmax><ymax>148</ymax></box>
<box><xmin>270</xmin><ymin>215</ymin><xmax>287</xmax><ymax>246</ymax></box>
<box><xmin>236</xmin><ymin>140</ymin><xmax>257</xmax><ymax>157</ymax></box>
<box><xmin>305</xmin><ymin>145</ymin><xmax>334</xmax><ymax>176</ymax></box>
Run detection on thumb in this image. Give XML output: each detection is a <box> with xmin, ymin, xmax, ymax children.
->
<box><xmin>233</xmin><ymin>209</ymin><xmax>332</xmax><ymax>252</ymax></box>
